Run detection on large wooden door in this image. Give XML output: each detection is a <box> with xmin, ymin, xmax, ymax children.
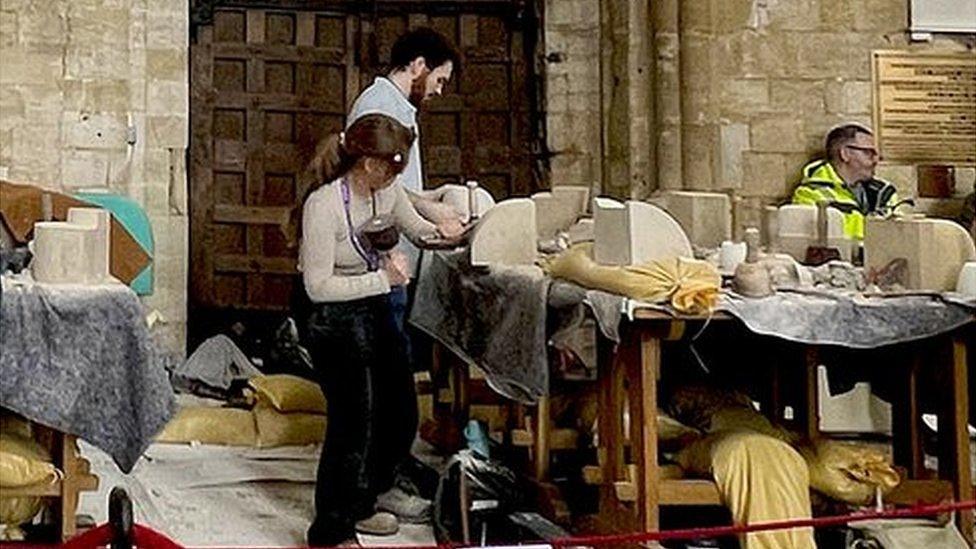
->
<box><xmin>189</xmin><ymin>1</ymin><xmax>542</xmax><ymax>319</ymax></box>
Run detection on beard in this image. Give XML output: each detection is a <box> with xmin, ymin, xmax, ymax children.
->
<box><xmin>408</xmin><ymin>70</ymin><xmax>430</xmax><ymax>107</ymax></box>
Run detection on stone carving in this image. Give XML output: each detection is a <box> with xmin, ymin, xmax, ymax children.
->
<box><xmin>531</xmin><ymin>186</ymin><xmax>590</xmax><ymax>240</ymax></box>
<box><xmin>32</xmin><ymin>207</ymin><xmax>112</xmax><ymax>284</ymax></box>
<box><xmin>733</xmin><ymin>227</ymin><xmax>773</xmax><ymax>297</ymax></box>
<box><xmin>651</xmin><ymin>190</ymin><xmax>732</xmax><ymax>249</ymax></box>
<box><xmin>593</xmin><ymin>197</ymin><xmax>693</xmax><ymax>266</ymax></box>
<box><xmin>864</xmin><ymin>216</ymin><xmax>976</xmax><ymax>291</ymax></box>
<box><xmin>470</xmin><ymin>198</ymin><xmax>537</xmax><ymax>267</ymax></box>
<box><xmin>776</xmin><ymin>204</ymin><xmax>854</xmax><ymax>263</ymax></box>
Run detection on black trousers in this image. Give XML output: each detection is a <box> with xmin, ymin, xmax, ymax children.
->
<box><xmin>305</xmin><ymin>293</ymin><xmax>418</xmax><ymax>545</ymax></box>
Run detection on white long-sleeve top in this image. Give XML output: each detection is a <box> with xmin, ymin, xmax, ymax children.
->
<box><xmin>300</xmin><ymin>179</ymin><xmax>438</xmax><ymax>303</ymax></box>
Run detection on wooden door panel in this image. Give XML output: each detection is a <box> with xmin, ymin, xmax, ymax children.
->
<box><xmin>191</xmin><ymin>1</ymin><xmax>541</xmax><ymax>314</ymax></box>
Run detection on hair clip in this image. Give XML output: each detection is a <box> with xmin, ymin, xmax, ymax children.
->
<box><xmin>393</xmin><ymin>153</ymin><xmax>403</xmax><ymax>163</ymax></box>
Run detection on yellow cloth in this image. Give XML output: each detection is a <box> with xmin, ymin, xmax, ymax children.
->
<box><xmin>249</xmin><ymin>374</ymin><xmax>326</xmax><ymax>414</ymax></box>
<box><xmin>253</xmin><ymin>403</ymin><xmax>326</xmax><ymax>448</ymax></box>
<box><xmin>679</xmin><ymin>432</ymin><xmax>816</xmax><ymax>549</ymax></box>
<box><xmin>156</xmin><ymin>407</ymin><xmax>258</xmax><ymax>446</ymax></box>
<box><xmin>542</xmin><ymin>243</ymin><xmax>721</xmax><ymax>314</ymax></box>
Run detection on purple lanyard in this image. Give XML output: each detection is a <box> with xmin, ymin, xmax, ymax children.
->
<box><xmin>340</xmin><ymin>179</ymin><xmax>380</xmax><ymax>271</ymax></box>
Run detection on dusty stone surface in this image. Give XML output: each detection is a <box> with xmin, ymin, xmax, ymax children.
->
<box><xmin>777</xmin><ymin>204</ymin><xmax>854</xmax><ymax>262</ymax></box>
<box><xmin>653</xmin><ymin>190</ymin><xmax>732</xmax><ymax>248</ymax></box>
<box><xmin>865</xmin><ymin>217</ymin><xmax>976</xmax><ymax>291</ymax></box>
<box><xmin>33</xmin><ymin>208</ymin><xmax>112</xmax><ymax>284</ymax></box>
<box><xmin>470</xmin><ymin>198</ymin><xmax>538</xmax><ymax>267</ymax></box>
<box><xmin>532</xmin><ymin>185</ymin><xmax>590</xmax><ymax>240</ymax></box>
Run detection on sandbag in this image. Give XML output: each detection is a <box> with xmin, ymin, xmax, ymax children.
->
<box><xmin>249</xmin><ymin>374</ymin><xmax>326</xmax><ymax>415</ymax></box>
<box><xmin>543</xmin><ymin>243</ymin><xmax>720</xmax><ymax>314</ymax></box>
<box><xmin>156</xmin><ymin>407</ymin><xmax>258</xmax><ymax>447</ymax></box>
<box><xmin>254</xmin><ymin>403</ymin><xmax>326</xmax><ymax>448</ymax></box>
<box><xmin>801</xmin><ymin>439</ymin><xmax>899</xmax><ymax>505</ymax></box>
<box><xmin>0</xmin><ymin>431</ymin><xmax>58</xmax><ymax>528</ymax></box>
<box><xmin>0</xmin><ymin>433</ymin><xmax>59</xmax><ymax>488</ymax></box>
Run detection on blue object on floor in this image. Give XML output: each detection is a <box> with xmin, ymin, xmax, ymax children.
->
<box><xmin>464</xmin><ymin>419</ymin><xmax>490</xmax><ymax>458</ymax></box>
<box><xmin>73</xmin><ymin>189</ymin><xmax>154</xmax><ymax>295</ymax></box>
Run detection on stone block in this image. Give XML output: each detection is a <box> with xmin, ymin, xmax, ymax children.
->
<box><xmin>63</xmin><ymin>112</ymin><xmax>129</xmax><ymax>150</ymax></box>
<box><xmin>750</xmin><ymin>117</ymin><xmax>807</xmax><ymax>153</ymax></box>
<box><xmin>852</xmin><ymin>0</ymin><xmax>906</xmax><ymax>31</ymax></box>
<box><xmin>147</xmin><ymin>11</ymin><xmax>187</xmax><ymax>50</ymax></box>
<box><xmin>864</xmin><ymin>217</ymin><xmax>976</xmax><ymax>291</ymax></box>
<box><xmin>70</xmin><ymin>6</ymin><xmax>130</xmax><ymax>47</ymax></box>
<box><xmin>719</xmin><ymin>122</ymin><xmax>749</xmax><ymax>188</ymax></box>
<box><xmin>17</xmin><ymin>6</ymin><xmax>66</xmax><ymax>47</ymax></box>
<box><xmin>147</xmin><ymin>80</ymin><xmax>188</xmax><ymax>116</ymax></box>
<box><xmin>795</xmin><ymin>33</ymin><xmax>861</xmax><ymax>80</ymax></box>
<box><xmin>653</xmin><ymin>190</ymin><xmax>732</xmax><ymax>249</ymax></box>
<box><xmin>766</xmin><ymin>0</ymin><xmax>821</xmax><ymax>31</ymax></box>
<box><xmin>592</xmin><ymin>197</ymin><xmax>693</xmax><ymax>266</ymax></box>
<box><xmin>720</xmin><ymin>79</ymin><xmax>770</xmax><ymax>114</ymax></box>
<box><xmin>532</xmin><ymin>185</ymin><xmax>590</xmax><ymax>239</ymax></box>
<box><xmin>32</xmin><ymin>207</ymin><xmax>112</xmax><ymax>285</ymax></box>
<box><xmin>841</xmin><ymin>80</ymin><xmax>871</xmax><ymax>114</ymax></box>
<box><xmin>874</xmin><ymin>164</ymin><xmax>916</xmax><ymax>198</ymax></box>
<box><xmin>1</xmin><ymin>10</ymin><xmax>17</xmax><ymax>48</ymax></box>
<box><xmin>65</xmin><ymin>45</ymin><xmax>130</xmax><ymax>80</ymax></box>
<box><xmin>147</xmin><ymin>49</ymin><xmax>188</xmax><ymax>82</ymax></box>
<box><xmin>61</xmin><ymin>150</ymin><xmax>110</xmax><ymax>188</ymax></box>
<box><xmin>168</xmin><ymin>148</ymin><xmax>188</xmax><ymax>215</ymax></box>
<box><xmin>63</xmin><ymin>79</ymin><xmax>129</xmax><ymax>112</ymax></box>
<box><xmin>770</xmin><ymin>79</ymin><xmax>826</xmax><ymax>118</ymax></box>
<box><xmin>0</xmin><ymin>49</ymin><xmax>62</xmax><ymax>85</ymax></box>
<box><xmin>470</xmin><ymin>198</ymin><xmax>537</xmax><ymax>267</ymax></box>
<box><xmin>820</xmin><ymin>0</ymin><xmax>854</xmax><ymax>30</ymax></box>
<box><xmin>146</xmin><ymin>116</ymin><xmax>188</xmax><ymax>148</ymax></box>
<box><xmin>742</xmin><ymin>152</ymin><xmax>789</xmax><ymax>198</ymax></box>
<box><xmin>776</xmin><ymin>204</ymin><xmax>853</xmax><ymax>262</ymax></box>
<box><xmin>737</xmin><ymin>32</ymin><xmax>798</xmax><ymax>79</ymax></box>
<box><xmin>714</xmin><ymin>0</ymin><xmax>754</xmax><ymax>33</ymax></box>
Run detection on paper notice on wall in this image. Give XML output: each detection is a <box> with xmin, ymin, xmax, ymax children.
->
<box><xmin>871</xmin><ymin>50</ymin><xmax>976</xmax><ymax>166</ymax></box>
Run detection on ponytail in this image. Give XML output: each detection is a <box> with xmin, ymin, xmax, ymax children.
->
<box><xmin>289</xmin><ymin>132</ymin><xmax>354</xmax><ymax>247</ymax></box>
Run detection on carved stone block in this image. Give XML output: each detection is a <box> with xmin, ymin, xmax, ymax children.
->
<box><xmin>470</xmin><ymin>198</ymin><xmax>537</xmax><ymax>267</ymax></box>
<box><xmin>593</xmin><ymin>197</ymin><xmax>693</xmax><ymax>266</ymax></box>
<box><xmin>865</xmin><ymin>216</ymin><xmax>976</xmax><ymax>291</ymax></box>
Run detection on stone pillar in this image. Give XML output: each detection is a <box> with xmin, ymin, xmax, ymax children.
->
<box><xmin>600</xmin><ymin>0</ymin><xmax>652</xmax><ymax>199</ymax></box>
<box><xmin>679</xmin><ymin>1</ymin><xmax>719</xmax><ymax>191</ymax></box>
<box><xmin>651</xmin><ymin>0</ymin><xmax>682</xmax><ymax>190</ymax></box>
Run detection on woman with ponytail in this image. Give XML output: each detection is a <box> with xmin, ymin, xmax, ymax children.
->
<box><xmin>298</xmin><ymin>113</ymin><xmax>453</xmax><ymax>545</ymax></box>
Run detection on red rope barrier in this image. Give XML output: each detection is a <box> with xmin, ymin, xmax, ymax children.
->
<box><xmin>550</xmin><ymin>500</ymin><xmax>976</xmax><ymax>547</ymax></box>
<box><xmin>48</xmin><ymin>499</ymin><xmax>975</xmax><ymax>549</ymax></box>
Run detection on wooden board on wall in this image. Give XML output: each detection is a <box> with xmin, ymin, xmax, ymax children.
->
<box><xmin>872</xmin><ymin>50</ymin><xmax>976</xmax><ymax>166</ymax></box>
<box><xmin>189</xmin><ymin>2</ymin><xmax>543</xmax><ymax>314</ymax></box>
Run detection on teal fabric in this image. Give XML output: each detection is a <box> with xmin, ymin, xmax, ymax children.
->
<box><xmin>73</xmin><ymin>191</ymin><xmax>154</xmax><ymax>295</ymax></box>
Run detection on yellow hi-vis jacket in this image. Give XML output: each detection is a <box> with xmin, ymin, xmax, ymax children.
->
<box><xmin>790</xmin><ymin>159</ymin><xmax>899</xmax><ymax>240</ymax></box>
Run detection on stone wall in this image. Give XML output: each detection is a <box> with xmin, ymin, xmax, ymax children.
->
<box><xmin>0</xmin><ymin>0</ymin><xmax>189</xmax><ymax>354</ymax></box>
<box><xmin>544</xmin><ymin>0</ymin><xmax>975</xmax><ymax>236</ymax></box>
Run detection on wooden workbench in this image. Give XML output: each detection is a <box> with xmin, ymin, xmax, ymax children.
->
<box><xmin>593</xmin><ymin>308</ymin><xmax>974</xmax><ymax>542</ymax></box>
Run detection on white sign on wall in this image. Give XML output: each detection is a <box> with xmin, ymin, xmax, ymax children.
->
<box><xmin>910</xmin><ymin>0</ymin><xmax>976</xmax><ymax>33</ymax></box>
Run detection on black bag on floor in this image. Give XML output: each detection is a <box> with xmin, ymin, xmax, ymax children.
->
<box><xmin>432</xmin><ymin>449</ymin><xmax>524</xmax><ymax>543</ymax></box>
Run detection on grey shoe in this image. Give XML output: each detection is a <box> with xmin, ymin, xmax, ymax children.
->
<box><xmin>375</xmin><ymin>487</ymin><xmax>432</xmax><ymax>523</ymax></box>
<box><xmin>354</xmin><ymin>512</ymin><xmax>398</xmax><ymax>536</ymax></box>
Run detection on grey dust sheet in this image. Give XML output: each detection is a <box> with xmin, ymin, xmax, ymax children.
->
<box><xmin>1</xmin><ymin>277</ymin><xmax>175</xmax><ymax>472</ymax></box>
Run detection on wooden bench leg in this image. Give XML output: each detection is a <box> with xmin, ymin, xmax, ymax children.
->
<box><xmin>939</xmin><ymin>337</ymin><xmax>973</xmax><ymax>544</ymax></box>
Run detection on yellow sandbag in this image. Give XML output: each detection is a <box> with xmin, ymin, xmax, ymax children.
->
<box><xmin>678</xmin><ymin>432</ymin><xmax>816</xmax><ymax>549</ymax></box>
<box><xmin>249</xmin><ymin>375</ymin><xmax>326</xmax><ymax>414</ymax></box>
<box><xmin>542</xmin><ymin>243</ymin><xmax>720</xmax><ymax>314</ymax></box>
<box><xmin>801</xmin><ymin>439</ymin><xmax>900</xmax><ymax>505</ymax></box>
<box><xmin>254</xmin><ymin>403</ymin><xmax>326</xmax><ymax>448</ymax></box>
<box><xmin>0</xmin><ymin>497</ymin><xmax>44</xmax><ymax>529</ymax></box>
<box><xmin>0</xmin><ymin>431</ymin><xmax>58</xmax><ymax>528</ymax></box>
<box><xmin>156</xmin><ymin>407</ymin><xmax>258</xmax><ymax>446</ymax></box>
<box><xmin>0</xmin><ymin>411</ymin><xmax>32</xmax><ymax>439</ymax></box>
<box><xmin>0</xmin><ymin>433</ymin><xmax>59</xmax><ymax>488</ymax></box>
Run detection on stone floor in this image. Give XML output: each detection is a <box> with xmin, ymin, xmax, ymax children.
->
<box><xmin>78</xmin><ymin>440</ymin><xmax>440</xmax><ymax>547</ymax></box>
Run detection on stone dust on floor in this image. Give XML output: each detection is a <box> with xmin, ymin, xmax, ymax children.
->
<box><xmin>78</xmin><ymin>440</ymin><xmax>440</xmax><ymax>547</ymax></box>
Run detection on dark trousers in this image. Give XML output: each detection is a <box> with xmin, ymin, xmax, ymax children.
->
<box><xmin>305</xmin><ymin>293</ymin><xmax>418</xmax><ymax>545</ymax></box>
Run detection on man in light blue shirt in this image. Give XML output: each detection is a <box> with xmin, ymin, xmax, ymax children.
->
<box><xmin>343</xmin><ymin>27</ymin><xmax>463</xmax><ymax>526</ymax></box>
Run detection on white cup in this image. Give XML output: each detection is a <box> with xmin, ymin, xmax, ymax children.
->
<box><xmin>957</xmin><ymin>262</ymin><xmax>976</xmax><ymax>296</ymax></box>
<box><xmin>720</xmin><ymin>240</ymin><xmax>748</xmax><ymax>271</ymax></box>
